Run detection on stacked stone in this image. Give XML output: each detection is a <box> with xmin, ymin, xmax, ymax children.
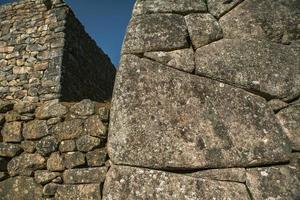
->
<box><xmin>0</xmin><ymin>99</ymin><xmax>110</xmax><ymax>199</ymax></box>
<box><xmin>0</xmin><ymin>0</ymin><xmax>116</xmax><ymax>103</ymax></box>
<box><xmin>105</xmin><ymin>0</ymin><xmax>300</xmax><ymax>199</ymax></box>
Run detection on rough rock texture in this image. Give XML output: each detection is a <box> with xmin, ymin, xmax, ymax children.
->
<box><xmin>195</xmin><ymin>39</ymin><xmax>300</xmax><ymax>101</ymax></box>
<box><xmin>0</xmin><ymin>143</ymin><xmax>22</xmax><ymax>157</ymax></box>
<box><xmin>102</xmin><ymin>165</ymin><xmax>250</xmax><ymax>200</ymax></box>
<box><xmin>207</xmin><ymin>0</ymin><xmax>244</xmax><ymax>18</ymax></box>
<box><xmin>2</xmin><ymin>122</ymin><xmax>22</xmax><ymax>142</ymax></box>
<box><xmin>55</xmin><ymin>184</ymin><xmax>102</xmax><ymax>200</ymax></box>
<box><xmin>63</xmin><ymin>167</ymin><xmax>107</xmax><ymax>184</ymax></box>
<box><xmin>109</xmin><ymin>55</ymin><xmax>290</xmax><ymax>169</ymax></box>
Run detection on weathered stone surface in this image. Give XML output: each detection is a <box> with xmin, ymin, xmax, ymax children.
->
<box><xmin>70</xmin><ymin>99</ymin><xmax>95</xmax><ymax>116</ymax></box>
<box><xmin>0</xmin><ymin>143</ymin><xmax>22</xmax><ymax>157</ymax></box>
<box><xmin>122</xmin><ymin>14</ymin><xmax>188</xmax><ymax>54</ymax></box>
<box><xmin>35</xmin><ymin>101</ymin><xmax>67</xmax><ymax>119</ymax></box>
<box><xmin>84</xmin><ymin>115</ymin><xmax>107</xmax><ymax>138</ymax></box>
<box><xmin>4</xmin><ymin>111</ymin><xmax>21</xmax><ymax>122</ymax></box>
<box><xmin>14</xmin><ymin>102</ymin><xmax>36</xmax><ymax>114</ymax></box>
<box><xmin>207</xmin><ymin>0</ymin><xmax>243</xmax><ymax>18</ymax></box>
<box><xmin>185</xmin><ymin>13</ymin><xmax>223</xmax><ymax>48</ymax></box>
<box><xmin>0</xmin><ymin>101</ymin><xmax>14</xmax><ymax>113</ymax></box>
<box><xmin>36</xmin><ymin>136</ymin><xmax>58</xmax><ymax>156</ymax></box>
<box><xmin>277</xmin><ymin>105</ymin><xmax>300</xmax><ymax>151</ymax></box>
<box><xmin>98</xmin><ymin>107</ymin><xmax>110</xmax><ymax>122</ymax></box>
<box><xmin>55</xmin><ymin>184</ymin><xmax>101</xmax><ymax>200</ymax></box>
<box><xmin>109</xmin><ymin>55</ymin><xmax>290</xmax><ymax>169</ymax></box>
<box><xmin>7</xmin><ymin>153</ymin><xmax>46</xmax><ymax>176</ymax></box>
<box><xmin>267</xmin><ymin>99</ymin><xmax>288</xmax><ymax>113</ymax></box>
<box><xmin>59</xmin><ymin>139</ymin><xmax>76</xmax><ymax>152</ymax></box>
<box><xmin>43</xmin><ymin>183</ymin><xmax>59</xmax><ymax>197</ymax></box>
<box><xmin>51</xmin><ymin>119</ymin><xmax>83</xmax><ymax>141</ymax></box>
<box><xmin>195</xmin><ymin>39</ymin><xmax>300</xmax><ymax>101</ymax></box>
<box><xmin>86</xmin><ymin>148</ymin><xmax>107</xmax><ymax>167</ymax></box>
<box><xmin>1</xmin><ymin>122</ymin><xmax>22</xmax><ymax>142</ymax></box>
<box><xmin>0</xmin><ymin>176</ymin><xmax>43</xmax><ymax>200</ymax></box>
<box><xmin>63</xmin><ymin>167</ymin><xmax>107</xmax><ymax>184</ymax></box>
<box><xmin>133</xmin><ymin>0</ymin><xmax>207</xmax><ymax>15</ymax></box>
<box><xmin>103</xmin><ymin>165</ymin><xmax>250</xmax><ymax>200</ymax></box>
<box><xmin>188</xmin><ymin>168</ymin><xmax>246</xmax><ymax>183</ymax></box>
<box><xmin>246</xmin><ymin>165</ymin><xmax>300</xmax><ymax>200</ymax></box>
<box><xmin>34</xmin><ymin>170</ymin><xmax>61</xmax><ymax>185</ymax></box>
<box><xmin>144</xmin><ymin>48</ymin><xmax>195</xmax><ymax>73</ymax></box>
<box><xmin>76</xmin><ymin>135</ymin><xmax>101</xmax><ymax>152</ymax></box>
<box><xmin>219</xmin><ymin>0</ymin><xmax>300</xmax><ymax>43</ymax></box>
<box><xmin>23</xmin><ymin>120</ymin><xmax>49</xmax><ymax>140</ymax></box>
<box><xmin>47</xmin><ymin>152</ymin><xmax>64</xmax><ymax>172</ymax></box>
<box><xmin>63</xmin><ymin>151</ymin><xmax>85</xmax><ymax>169</ymax></box>
<box><xmin>20</xmin><ymin>140</ymin><xmax>36</xmax><ymax>153</ymax></box>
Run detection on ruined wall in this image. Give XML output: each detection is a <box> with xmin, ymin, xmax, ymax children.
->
<box><xmin>0</xmin><ymin>0</ymin><xmax>116</xmax><ymax>103</ymax></box>
<box><xmin>105</xmin><ymin>0</ymin><xmax>300</xmax><ymax>199</ymax></box>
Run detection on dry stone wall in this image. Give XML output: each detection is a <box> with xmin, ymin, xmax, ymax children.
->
<box><xmin>105</xmin><ymin>0</ymin><xmax>300</xmax><ymax>199</ymax></box>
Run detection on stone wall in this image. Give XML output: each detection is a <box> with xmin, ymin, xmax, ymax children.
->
<box><xmin>0</xmin><ymin>99</ymin><xmax>110</xmax><ymax>199</ymax></box>
<box><xmin>105</xmin><ymin>0</ymin><xmax>300</xmax><ymax>199</ymax></box>
<box><xmin>0</xmin><ymin>0</ymin><xmax>116</xmax><ymax>103</ymax></box>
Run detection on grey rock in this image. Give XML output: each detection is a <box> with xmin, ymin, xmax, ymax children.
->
<box><xmin>144</xmin><ymin>48</ymin><xmax>195</xmax><ymax>73</ymax></box>
<box><xmin>51</xmin><ymin>119</ymin><xmax>83</xmax><ymax>141</ymax></box>
<box><xmin>0</xmin><ymin>176</ymin><xmax>43</xmax><ymax>200</ymax></box>
<box><xmin>35</xmin><ymin>101</ymin><xmax>67</xmax><ymax>119</ymax></box>
<box><xmin>20</xmin><ymin>140</ymin><xmax>36</xmax><ymax>153</ymax></box>
<box><xmin>4</xmin><ymin>111</ymin><xmax>21</xmax><ymax>122</ymax></box>
<box><xmin>55</xmin><ymin>184</ymin><xmax>101</xmax><ymax>200</ymax></box>
<box><xmin>188</xmin><ymin>168</ymin><xmax>246</xmax><ymax>183</ymax></box>
<box><xmin>23</xmin><ymin>120</ymin><xmax>49</xmax><ymax>140</ymax></box>
<box><xmin>122</xmin><ymin>14</ymin><xmax>188</xmax><ymax>54</ymax></box>
<box><xmin>133</xmin><ymin>0</ymin><xmax>207</xmax><ymax>15</ymax></box>
<box><xmin>14</xmin><ymin>102</ymin><xmax>36</xmax><ymax>114</ymax></box>
<box><xmin>59</xmin><ymin>139</ymin><xmax>76</xmax><ymax>152</ymax></box>
<box><xmin>1</xmin><ymin>121</ymin><xmax>22</xmax><ymax>142</ymax></box>
<box><xmin>47</xmin><ymin>117</ymin><xmax>62</xmax><ymax>125</ymax></box>
<box><xmin>84</xmin><ymin>115</ymin><xmax>107</xmax><ymax>138</ymax></box>
<box><xmin>267</xmin><ymin>99</ymin><xmax>288</xmax><ymax>113</ymax></box>
<box><xmin>34</xmin><ymin>170</ymin><xmax>61</xmax><ymax>185</ymax></box>
<box><xmin>98</xmin><ymin>107</ymin><xmax>110</xmax><ymax>122</ymax></box>
<box><xmin>70</xmin><ymin>99</ymin><xmax>95</xmax><ymax>116</ymax></box>
<box><xmin>86</xmin><ymin>148</ymin><xmax>107</xmax><ymax>167</ymax></box>
<box><xmin>76</xmin><ymin>135</ymin><xmax>101</xmax><ymax>152</ymax></box>
<box><xmin>195</xmin><ymin>39</ymin><xmax>300</xmax><ymax>101</ymax></box>
<box><xmin>63</xmin><ymin>151</ymin><xmax>85</xmax><ymax>169</ymax></box>
<box><xmin>36</xmin><ymin>136</ymin><xmax>58</xmax><ymax>156</ymax></box>
<box><xmin>0</xmin><ymin>143</ymin><xmax>22</xmax><ymax>157</ymax></box>
<box><xmin>63</xmin><ymin>167</ymin><xmax>107</xmax><ymax>184</ymax></box>
<box><xmin>185</xmin><ymin>13</ymin><xmax>223</xmax><ymax>48</ymax></box>
<box><xmin>103</xmin><ymin>165</ymin><xmax>250</xmax><ymax>200</ymax></box>
<box><xmin>109</xmin><ymin>55</ymin><xmax>290</xmax><ymax>170</ymax></box>
<box><xmin>246</xmin><ymin>165</ymin><xmax>300</xmax><ymax>200</ymax></box>
<box><xmin>7</xmin><ymin>153</ymin><xmax>46</xmax><ymax>176</ymax></box>
<box><xmin>0</xmin><ymin>101</ymin><xmax>14</xmax><ymax>113</ymax></box>
<box><xmin>26</xmin><ymin>43</ymin><xmax>47</xmax><ymax>52</ymax></box>
<box><xmin>47</xmin><ymin>152</ymin><xmax>64</xmax><ymax>172</ymax></box>
<box><xmin>219</xmin><ymin>0</ymin><xmax>300</xmax><ymax>43</ymax></box>
<box><xmin>277</xmin><ymin>105</ymin><xmax>300</xmax><ymax>151</ymax></box>
<box><xmin>207</xmin><ymin>0</ymin><xmax>244</xmax><ymax>18</ymax></box>
<box><xmin>43</xmin><ymin>183</ymin><xmax>59</xmax><ymax>197</ymax></box>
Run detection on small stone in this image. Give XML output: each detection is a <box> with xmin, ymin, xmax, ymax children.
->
<box><xmin>1</xmin><ymin>122</ymin><xmax>22</xmax><ymax>142</ymax></box>
<box><xmin>63</xmin><ymin>152</ymin><xmax>85</xmax><ymax>169</ymax></box>
<box><xmin>76</xmin><ymin>135</ymin><xmax>101</xmax><ymax>152</ymax></box>
<box><xmin>47</xmin><ymin>117</ymin><xmax>62</xmax><ymax>125</ymax></box>
<box><xmin>98</xmin><ymin>107</ymin><xmax>110</xmax><ymax>122</ymax></box>
<box><xmin>7</xmin><ymin>153</ymin><xmax>46</xmax><ymax>176</ymax></box>
<box><xmin>84</xmin><ymin>115</ymin><xmax>107</xmax><ymax>138</ymax></box>
<box><xmin>35</xmin><ymin>101</ymin><xmax>67</xmax><ymax>119</ymax></box>
<box><xmin>86</xmin><ymin>148</ymin><xmax>107</xmax><ymax>167</ymax></box>
<box><xmin>23</xmin><ymin>120</ymin><xmax>48</xmax><ymax>140</ymax></box>
<box><xmin>267</xmin><ymin>99</ymin><xmax>288</xmax><ymax>112</ymax></box>
<box><xmin>36</xmin><ymin>136</ymin><xmax>58</xmax><ymax>156</ymax></box>
<box><xmin>20</xmin><ymin>140</ymin><xmax>36</xmax><ymax>153</ymax></box>
<box><xmin>47</xmin><ymin>152</ymin><xmax>64</xmax><ymax>172</ymax></box>
<box><xmin>51</xmin><ymin>119</ymin><xmax>83</xmax><ymax>141</ymax></box>
<box><xmin>51</xmin><ymin>176</ymin><xmax>63</xmax><ymax>183</ymax></box>
<box><xmin>185</xmin><ymin>13</ymin><xmax>223</xmax><ymax>49</ymax></box>
<box><xmin>0</xmin><ymin>143</ymin><xmax>22</xmax><ymax>157</ymax></box>
<box><xmin>59</xmin><ymin>140</ymin><xmax>76</xmax><ymax>152</ymax></box>
<box><xmin>34</xmin><ymin>61</ymin><xmax>48</xmax><ymax>71</ymax></box>
<box><xmin>34</xmin><ymin>170</ymin><xmax>61</xmax><ymax>185</ymax></box>
<box><xmin>4</xmin><ymin>111</ymin><xmax>21</xmax><ymax>122</ymax></box>
<box><xmin>70</xmin><ymin>99</ymin><xmax>95</xmax><ymax>116</ymax></box>
<box><xmin>14</xmin><ymin>102</ymin><xmax>36</xmax><ymax>114</ymax></box>
<box><xmin>0</xmin><ymin>101</ymin><xmax>14</xmax><ymax>113</ymax></box>
<box><xmin>26</xmin><ymin>43</ymin><xmax>47</xmax><ymax>52</ymax></box>
<box><xmin>63</xmin><ymin>167</ymin><xmax>107</xmax><ymax>184</ymax></box>
<box><xmin>43</xmin><ymin>183</ymin><xmax>59</xmax><ymax>197</ymax></box>
<box><xmin>55</xmin><ymin>184</ymin><xmax>101</xmax><ymax>200</ymax></box>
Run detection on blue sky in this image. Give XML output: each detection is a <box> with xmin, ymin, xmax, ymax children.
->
<box><xmin>0</xmin><ymin>0</ymin><xmax>135</xmax><ymax>67</ymax></box>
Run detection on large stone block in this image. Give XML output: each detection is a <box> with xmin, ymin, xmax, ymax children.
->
<box><xmin>108</xmin><ymin>55</ymin><xmax>290</xmax><ymax>170</ymax></box>
<box><xmin>55</xmin><ymin>184</ymin><xmax>101</xmax><ymax>200</ymax></box>
<box><xmin>63</xmin><ymin>167</ymin><xmax>107</xmax><ymax>184</ymax></box>
<box><xmin>207</xmin><ymin>0</ymin><xmax>244</xmax><ymax>18</ymax></box>
<box><xmin>195</xmin><ymin>39</ymin><xmax>300</xmax><ymax>101</ymax></box>
<box><xmin>102</xmin><ymin>165</ymin><xmax>250</xmax><ymax>200</ymax></box>
<box><xmin>122</xmin><ymin>14</ymin><xmax>189</xmax><ymax>54</ymax></box>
